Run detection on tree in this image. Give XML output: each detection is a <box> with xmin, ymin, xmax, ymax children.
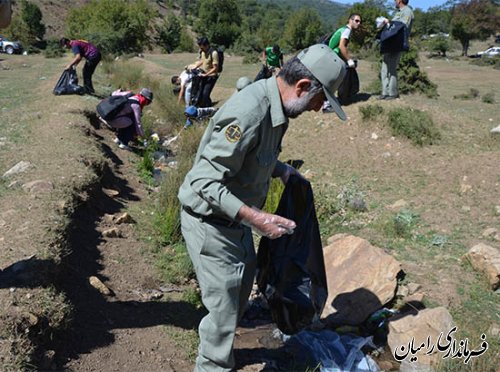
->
<box><xmin>195</xmin><ymin>0</ymin><xmax>241</xmax><ymax>47</ymax></box>
<box><xmin>65</xmin><ymin>0</ymin><xmax>155</xmax><ymax>55</ymax></box>
<box><xmin>412</xmin><ymin>7</ymin><xmax>451</xmax><ymax>38</ymax></box>
<box><xmin>428</xmin><ymin>35</ymin><xmax>451</xmax><ymax>56</ymax></box>
<box><xmin>283</xmin><ymin>8</ymin><xmax>323</xmax><ymax>51</ymax></box>
<box><xmin>451</xmin><ymin>0</ymin><xmax>499</xmax><ymax>56</ymax></box>
<box><xmin>346</xmin><ymin>0</ymin><xmax>389</xmax><ymax>50</ymax></box>
<box><xmin>4</xmin><ymin>0</ymin><xmax>45</xmax><ymax>48</ymax></box>
<box><xmin>21</xmin><ymin>1</ymin><xmax>45</xmax><ymax>42</ymax></box>
<box><xmin>155</xmin><ymin>15</ymin><xmax>182</xmax><ymax>53</ymax></box>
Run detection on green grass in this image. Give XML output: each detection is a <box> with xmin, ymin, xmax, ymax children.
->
<box><xmin>155</xmin><ymin>241</ymin><xmax>194</xmax><ymax>284</ymax></box>
<box><xmin>163</xmin><ymin>325</ymin><xmax>200</xmax><ymax>361</ymax></box>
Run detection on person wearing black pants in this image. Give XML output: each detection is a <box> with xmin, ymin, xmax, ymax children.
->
<box><xmin>190</xmin><ymin>37</ymin><xmax>219</xmax><ymax>107</ymax></box>
<box><xmin>60</xmin><ymin>38</ymin><xmax>101</xmax><ymax>95</ymax></box>
<box><xmin>199</xmin><ymin>75</ymin><xmax>218</xmax><ymax>107</ymax></box>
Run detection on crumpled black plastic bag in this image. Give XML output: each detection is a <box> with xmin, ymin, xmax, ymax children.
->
<box><xmin>378</xmin><ymin>20</ymin><xmax>410</xmax><ymax>54</ymax></box>
<box><xmin>338</xmin><ymin>67</ymin><xmax>360</xmax><ymax>105</ymax></box>
<box><xmin>53</xmin><ymin>68</ymin><xmax>84</xmax><ymax>95</ymax></box>
<box><xmin>257</xmin><ymin>175</ymin><xmax>328</xmax><ymax>335</ymax></box>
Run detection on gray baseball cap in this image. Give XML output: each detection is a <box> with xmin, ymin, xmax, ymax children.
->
<box><xmin>297</xmin><ymin>44</ymin><xmax>347</xmax><ymax>120</ymax></box>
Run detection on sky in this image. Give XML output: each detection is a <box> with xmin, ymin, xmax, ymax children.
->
<box><xmin>332</xmin><ymin>0</ymin><xmax>450</xmax><ymax>11</ymax></box>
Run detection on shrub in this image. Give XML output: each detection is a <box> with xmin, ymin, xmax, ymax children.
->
<box><xmin>427</xmin><ymin>36</ymin><xmax>450</xmax><ymax>57</ymax></box>
<box><xmin>453</xmin><ymin>88</ymin><xmax>479</xmax><ymax>100</ymax></box>
<box><xmin>65</xmin><ymin>0</ymin><xmax>155</xmax><ymax>55</ymax></box>
<box><xmin>359</xmin><ymin>104</ymin><xmax>384</xmax><ymax>121</ymax></box>
<box><xmin>393</xmin><ymin>210</ymin><xmax>419</xmax><ymax>238</ymax></box>
<box><xmin>481</xmin><ymin>92</ymin><xmax>495</xmax><ymax>104</ymax></box>
<box><xmin>155</xmin><ymin>16</ymin><xmax>182</xmax><ymax>53</ymax></box>
<box><xmin>178</xmin><ymin>29</ymin><xmax>195</xmax><ymax>52</ymax></box>
<box><xmin>43</xmin><ymin>38</ymin><xmax>64</xmax><ymax>58</ymax></box>
<box><xmin>398</xmin><ymin>47</ymin><xmax>438</xmax><ymax>98</ymax></box>
<box><xmin>387</xmin><ymin>107</ymin><xmax>441</xmax><ymax>146</ymax></box>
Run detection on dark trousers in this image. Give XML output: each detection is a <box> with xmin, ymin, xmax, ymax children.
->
<box><xmin>117</xmin><ymin>124</ymin><xmax>135</xmax><ymax>146</ymax></box>
<box><xmin>83</xmin><ymin>53</ymin><xmax>101</xmax><ymax>93</ymax></box>
<box><xmin>198</xmin><ymin>75</ymin><xmax>218</xmax><ymax>108</ymax></box>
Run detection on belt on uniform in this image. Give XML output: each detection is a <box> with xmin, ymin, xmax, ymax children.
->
<box><xmin>182</xmin><ymin>207</ymin><xmax>241</xmax><ymax>228</ymax></box>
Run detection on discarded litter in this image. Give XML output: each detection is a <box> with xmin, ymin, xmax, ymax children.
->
<box><xmin>288</xmin><ymin>329</ymin><xmax>379</xmax><ymax>372</ymax></box>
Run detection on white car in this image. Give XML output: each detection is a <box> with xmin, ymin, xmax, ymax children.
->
<box><xmin>0</xmin><ymin>35</ymin><xmax>23</xmax><ymax>54</ymax></box>
<box><xmin>477</xmin><ymin>47</ymin><xmax>500</xmax><ymax>58</ymax></box>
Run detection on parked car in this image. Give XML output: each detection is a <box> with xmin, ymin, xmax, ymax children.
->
<box><xmin>477</xmin><ymin>46</ymin><xmax>500</xmax><ymax>58</ymax></box>
<box><xmin>0</xmin><ymin>35</ymin><xmax>23</xmax><ymax>55</ymax></box>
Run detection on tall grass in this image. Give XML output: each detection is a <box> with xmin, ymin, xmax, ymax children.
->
<box><xmin>155</xmin><ymin>126</ymin><xmax>205</xmax><ymax>246</ymax></box>
<box><xmin>101</xmin><ymin>58</ymin><xmax>185</xmax><ymax>137</ymax></box>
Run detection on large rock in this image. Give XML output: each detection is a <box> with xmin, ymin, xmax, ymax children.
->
<box><xmin>463</xmin><ymin>243</ymin><xmax>500</xmax><ymax>289</ymax></box>
<box><xmin>321</xmin><ymin>234</ymin><xmax>401</xmax><ymax>325</ymax></box>
<box><xmin>388</xmin><ymin>307</ymin><xmax>454</xmax><ymax>370</ymax></box>
<box><xmin>2</xmin><ymin>161</ymin><xmax>31</xmax><ymax>178</ymax></box>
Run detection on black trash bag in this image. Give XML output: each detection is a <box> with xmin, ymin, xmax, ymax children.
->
<box><xmin>189</xmin><ymin>69</ymin><xmax>204</xmax><ymax>106</ymax></box>
<box><xmin>378</xmin><ymin>20</ymin><xmax>410</xmax><ymax>54</ymax></box>
<box><xmin>254</xmin><ymin>64</ymin><xmax>272</xmax><ymax>82</ymax></box>
<box><xmin>257</xmin><ymin>175</ymin><xmax>328</xmax><ymax>335</ymax></box>
<box><xmin>337</xmin><ymin>67</ymin><xmax>360</xmax><ymax>105</ymax></box>
<box><xmin>53</xmin><ymin>68</ymin><xmax>84</xmax><ymax>95</ymax></box>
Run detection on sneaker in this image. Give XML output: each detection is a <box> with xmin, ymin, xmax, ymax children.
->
<box><xmin>322</xmin><ymin>106</ymin><xmax>335</xmax><ymax>114</ymax></box>
<box><xmin>113</xmin><ymin>137</ymin><xmax>121</xmax><ymax>144</ymax></box>
<box><xmin>98</xmin><ymin>116</ymin><xmax>109</xmax><ymax>126</ymax></box>
<box><xmin>118</xmin><ymin>143</ymin><xmax>131</xmax><ymax>151</ymax></box>
<box><xmin>491</xmin><ymin>125</ymin><xmax>500</xmax><ymax>134</ymax></box>
<box><xmin>377</xmin><ymin>95</ymin><xmax>387</xmax><ymax>100</ymax></box>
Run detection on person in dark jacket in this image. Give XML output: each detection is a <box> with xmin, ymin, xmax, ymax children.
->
<box><xmin>100</xmin><ymin>88</ymin><xmax>153</xmax><ymax>150</ymax></box>
<box><xmin>60</xmin><ymin>38</ymin><xmax>101</xmax><ymax>95</ymax></box>
<box><xmin>378</xmin><ymin>0</ymin><xmax>414</xmax><ymax>100</ymax></box>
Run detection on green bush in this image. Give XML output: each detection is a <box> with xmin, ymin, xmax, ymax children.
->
<box><xmin>398</xmin><ymin>47</ymin><xmax>438</xmax><ymax>98</ymax></box>
<box><xmin>178</xmin><ymin>29</ymin><xmax>195</xmax><ymax>52</ymax></box>
<box><xmin>43</xmin><ymin>38</ymin><xmax>64</xmax><ymax>58</ymax></box>
<box><xmin>387</xmin><ymin>107</ymin><xmax>441</xmax><ymax>146</ymax></box>
<box><xmin>384</xmin><ymin>209</ymin><xmax>419</xmax><ymax>239</ymax></box>
<box><xmin>359</xmin><ymin>104</ymin><xmax>384</xmax><ymax>121</ymax></box>
<box><xmin>155</xmin><ymin>15</ymin><xmax>182</xmax><ymax>53</ymax></box>
<box><xmin>453</xmin><ymin>88</ymin><xmax>479</xmax><ymax>100</ymax></box>
<box><xmin>427</xmin><ymin>36</ymin><xmax>450</xmax><ymax>57</ymax></box>
<box><xmin>481</xmin><ymin>92</ymin><xmax>495</xmax><ymax>104</ymax></box>
<box><xmin>65</xmin><ymin>0</ymin><xmax>155</xmax><ymax>55</ymax></box>
<box><xmin>392</xmin><ymin>210</ymin><xmax>419</xmax><ymax>238</ymax></box>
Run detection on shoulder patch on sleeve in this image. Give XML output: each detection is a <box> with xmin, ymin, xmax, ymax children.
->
<box><xmin>225</xmin><ymin>124</ymin><xmax>242</xmax><ymax>143</ymax></box>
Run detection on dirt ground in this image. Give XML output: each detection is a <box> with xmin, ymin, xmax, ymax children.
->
<box><xmin>1</xmin><ymin>45</ymin><xmax>499</xmax><ymax>371</ymax></box>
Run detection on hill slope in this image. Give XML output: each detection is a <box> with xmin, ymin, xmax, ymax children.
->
<box><xmin>257</xmin><ymin>0</ymin><xmax>349</xmax><ymax>28</ymax></box>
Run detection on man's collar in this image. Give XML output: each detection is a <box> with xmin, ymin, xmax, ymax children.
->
<box><xmin>266</xmin><ymin>76</ymin><xmax>288</xmax><ymax>128</ymax></box>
